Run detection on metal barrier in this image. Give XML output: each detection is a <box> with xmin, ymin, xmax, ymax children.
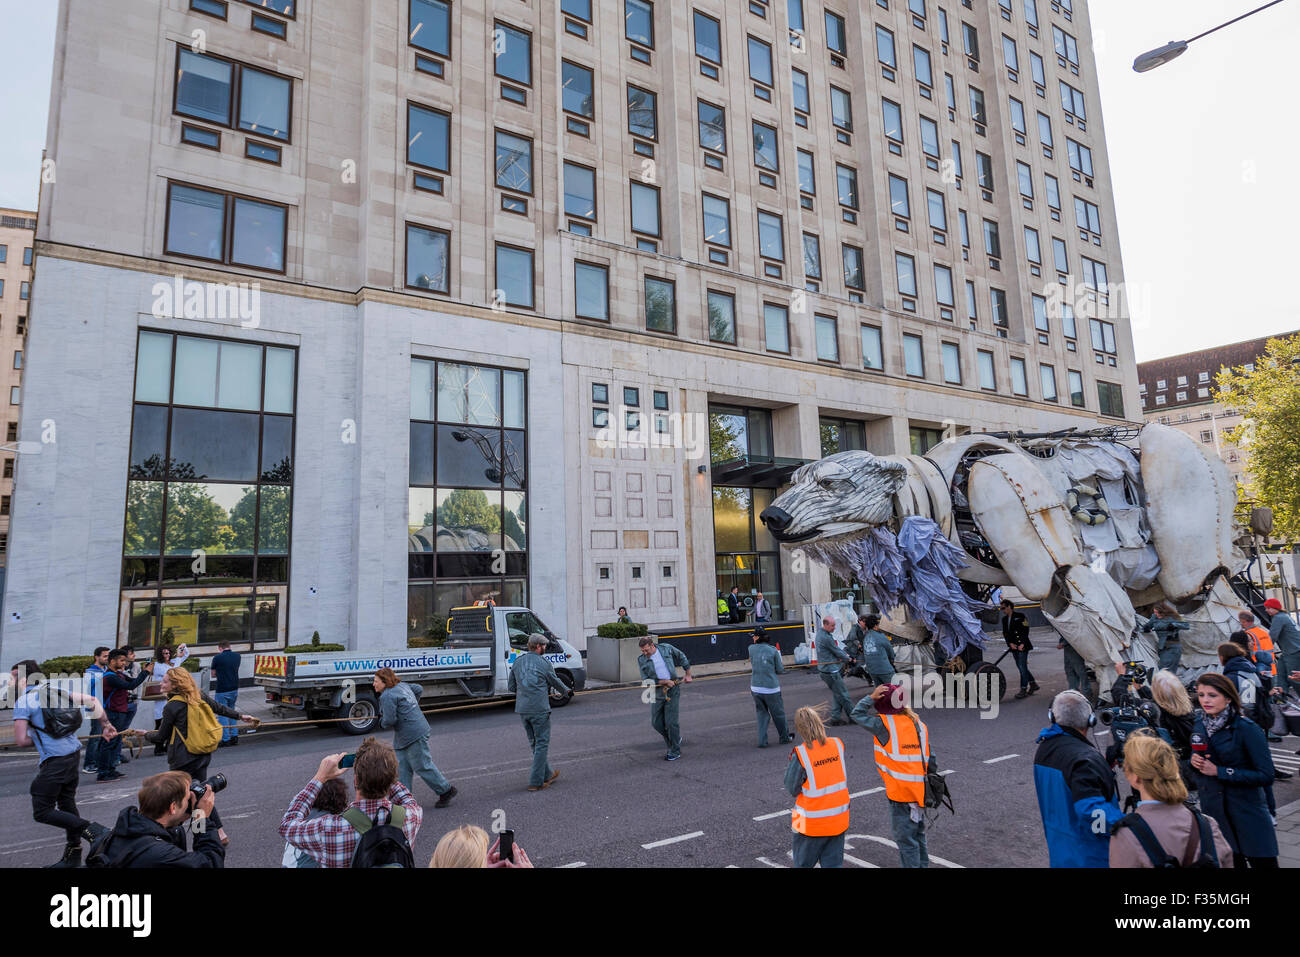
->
<box><xmin>649</xmin><ymin>620</ymin><xmax>806</xmax><ymax>665</ymax></box>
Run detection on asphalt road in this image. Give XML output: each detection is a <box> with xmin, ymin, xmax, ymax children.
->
<box><xmin>4</xmin><ymin>640</ymin><xmax>1298</xmax><ymax>868</ymax></box>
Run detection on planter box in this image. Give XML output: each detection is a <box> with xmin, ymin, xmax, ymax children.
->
<box><xmin>587</xmin><ymin>634</ymin><xmax>648</xmax><ymax>683</ymax></box>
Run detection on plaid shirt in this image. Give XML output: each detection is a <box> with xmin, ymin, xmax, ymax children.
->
<box><xmin>279</xmin><ymin>779</ymin><xmax>423</xmax><ymax>868</ymax></box>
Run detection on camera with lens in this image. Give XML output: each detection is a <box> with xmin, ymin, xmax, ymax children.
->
<box><xmin>189</xmin><ymin>773</ymin><xmax>227</xmax><ymax>804</ymax></box>
<box><xmin>1100</xmin><ymin>663</ymin><xmax>1171</xmax><ymax>750</ymax></box>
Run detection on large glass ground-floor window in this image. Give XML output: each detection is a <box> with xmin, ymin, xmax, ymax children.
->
<box><xmin>713</xmin><ymin>485</ymin><xmax>783</xmax><ymax>621</ymax></box>
<box><xmin>120</xmin><ymin>330</ymin><xmax>296</xmax><ymax>648</ymax></box>
<box><xmin>408</xmin><ymin>358</ymin><xmax>528</xmax><ymax>647</ymax></box>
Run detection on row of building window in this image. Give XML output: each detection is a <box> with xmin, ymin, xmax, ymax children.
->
<box><xmin>0</xmin><ymin>246</ymin><xmax>33</xmax><ymax>266</ymax></box>
<box><xmin>0</xmin><ymin>280</ymin><xmax>32</xmax><ymax>301</ymax></box>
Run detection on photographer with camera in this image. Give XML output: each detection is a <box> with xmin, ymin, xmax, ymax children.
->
<box><xmin>89</xmin><ymin>770</ymin><xmax>225</xmax><ymax>867</ymax></box>
<box><xmin>145</xmin><ymin>666</ymin><xmax>257</xmax><ymax>847</ymax></box>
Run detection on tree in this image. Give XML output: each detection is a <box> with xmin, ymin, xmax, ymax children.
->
<box><xmin>1216</xmin><ymin>333</ymin><xmax>1300</xmax><ymax>540</ymax></box>
<box><xmin>437</xmin><ymin>488</ymin><xmax>501</xmax><ymax>535</ymax></box>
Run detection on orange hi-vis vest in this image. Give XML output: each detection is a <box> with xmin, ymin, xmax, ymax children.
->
<box><xmin>1247</xmin><ymin>626</ymin><xmax>1277</xmax><ymax>677</ymax></box>
<box><xmin>792</xmin><ymin>737</ymin><xmax>850</xmax><ymax>836</ymax></box>
<box><xmin>873</xmin><ymin>714</ymin><xmax>930</xmax><ymax>805</ymax></box>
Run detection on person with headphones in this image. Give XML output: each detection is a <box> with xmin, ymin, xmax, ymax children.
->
<box><xmin>1033</xmin><ymin>689</ymin><xmax>1122</xmax><ymax>867</ymax></box>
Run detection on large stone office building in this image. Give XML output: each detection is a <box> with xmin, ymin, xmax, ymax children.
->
<box><xmin>3</xmin><ymin>0</ymin><xmax>1139</xmax><ymax>664</ymax></box>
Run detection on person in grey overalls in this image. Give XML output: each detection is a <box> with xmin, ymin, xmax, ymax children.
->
<box><xmin>1143</xmin><ymin>604</ymin><xmax>1190</xmax><ymax>672</ymax></box>
<box><xmin>815</xmin><ymin>616</ymin><xmax>853</xmax><ymax>726</ymax></box>
<box><xmin>748</xmin><ymin>627</ymin><xmax>791</xmax><ymax>747</ymax></box>
<box><xmin>508</xmin><ymin>634</ymin><xmax>571</xmax><ymax>791</ymax></box>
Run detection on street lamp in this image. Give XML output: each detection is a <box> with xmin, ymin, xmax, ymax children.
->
<box><xmin>1133</xmin><ymin>0</ymin><xmax>1289</xmax><ymax>73</ymax></box>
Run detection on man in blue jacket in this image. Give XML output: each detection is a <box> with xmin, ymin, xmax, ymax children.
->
<box><xmin>1033</xmin><ymin>689</ymin><xmax>1122</xmax><ymax>867</ymax></box>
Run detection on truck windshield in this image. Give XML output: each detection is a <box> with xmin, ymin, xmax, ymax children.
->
<box><xmin>505</xmin><ymin>611</ymin><xmax>552</xmax><ymax>649</ymax></box>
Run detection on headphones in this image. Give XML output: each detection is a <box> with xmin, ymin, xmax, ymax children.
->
<box><xmin>1048</xmin><ymin>689</ymin><xmax>1097</xmax><ymax>728</ymax></box>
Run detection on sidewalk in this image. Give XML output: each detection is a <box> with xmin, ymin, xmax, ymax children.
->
<box><xmin>1274</xmin><ymin>798</ymin><xmax>1300</xmax><ymax>868</ymax></box>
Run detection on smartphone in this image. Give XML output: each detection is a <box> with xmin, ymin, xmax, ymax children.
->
<box><xmin>499</xmin><ymin>828</ymin><xmax>515</xmax><ymax>863</ymax></box>
<box><xmin>339</xmin><ymin>752</ymin><xmax>357</xmax><ymax>769</ymax></box>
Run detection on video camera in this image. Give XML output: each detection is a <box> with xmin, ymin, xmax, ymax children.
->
<box><xmin>1099</xmin><ymin>662</ymin><xmax>1172</xmax><ymax>750</ymax></box>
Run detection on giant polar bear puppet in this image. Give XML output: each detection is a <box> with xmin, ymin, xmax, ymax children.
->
<box><xmin>759</xmin><ymin>423</ymin><xmax>1249</xmax><ymax>686</ymax></box>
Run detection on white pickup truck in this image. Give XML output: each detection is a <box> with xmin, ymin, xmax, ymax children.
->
<box><xmin>254</xmin><ymin>605</ymin><xmax>586</xmax><ymax>734</ymax></box>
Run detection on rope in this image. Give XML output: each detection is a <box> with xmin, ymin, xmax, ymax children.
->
<box><xmin>1</xmin><ymin>664</ymin><xmax>828</xmax><ymax>758</ymax></box>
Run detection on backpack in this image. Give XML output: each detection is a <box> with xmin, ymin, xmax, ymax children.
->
<box><xmin>29</xmin><ymin>686</ymin><xmax>82</xmax><ymax>740</ymax></box>
<box><xmin>1115</xmin><ymin>809</ymin><xmax>1220</xmax><ymax>869</ymax></box>
<box><xmin>342</xmin><ymin>806</ymin><xmax>414</xmax><ymax>868</ymax></box>
<box><xmin>170</xmin><ymin>695</ymin><xmax>223</xmax><ymax>755</ymax></box>
<box><xmin>909</xmin><ymin>715</ymin><xmax>954</xmax><ymax>813</ymax></box>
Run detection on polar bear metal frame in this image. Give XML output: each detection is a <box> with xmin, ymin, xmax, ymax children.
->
<box><xmin>760</xmin><ymin>423</ymin><xmax>1248</xmax><ymax>687</ymax></box>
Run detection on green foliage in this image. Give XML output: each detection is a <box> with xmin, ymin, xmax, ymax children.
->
<box><xmin>38</xmin><ymin>656</ymin><xmax>94</xmax><ymax>677</ymax></box>
<box><xmin>1216</xmin><ymin>334</ymin><xmax>1300</xmax><ymax>540</ymax></box>
<box><xmin>285</xmin><ymin>637</ymin><xmax>346</xmax><ymax>653</ymax></box>
<box><xmin>595</xmin><ymin>622</ymin><xmax>650</xmax><ymax>639</ymax></box>
<box><xmin>179</xmin><ymin>657</ymin><xmax>202</xmax><ymax>672</ymax></box>
<box><xmin>407</xmin><ymin>616</ymin><xmax>448</xmax><ymax>648</ymax></box>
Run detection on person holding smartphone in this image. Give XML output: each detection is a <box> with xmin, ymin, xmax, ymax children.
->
<box><xmin>428</xmin><ymin>824</ymin><xmax>534</xmax><ymax>868</ymax></box>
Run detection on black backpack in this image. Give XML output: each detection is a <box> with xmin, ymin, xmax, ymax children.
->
<box><xmin>30</xmin><ymin>686</ymin><xmax>82</xmax><ymax>740</ymax></box>
<box><xmin>1115</xmin><ymin>809</ymin><xmax>1220</xmax><ymax>868</ymax></box>
<box><xmin>343</xmin><ymin>806</ymin><xmax>414</xmax><ymax>868</ymax></box>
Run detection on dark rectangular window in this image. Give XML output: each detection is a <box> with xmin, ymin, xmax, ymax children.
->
<box><xmin>495</xmin><ymin>244</ymin><xmax>535</xmax><ymax>309</ymax></box>
<box><xmin>564</xmin><ymin>162</ymin><xmax>597</xmax><ymax>222</ymax></box>
<box><xmin>645</xmin><ymin>276</ymin><xmax>677</xmax><ymax>334</ymax></box>
<box><xmin>409</xmin><ymin>0</ymin><xmax>452</xmax><ymax>58</ymax></box>
<box><xmin>625</xmin><ymin>0</ymin><xmax>655</xmax><ymax>47</ymax></box>
<box><xmin>574</xmin><ymin>261</ymin><xmax>609</xmax><ymax>320</ymax></box>
<box><xmin>562</xmin><ymin>60</ymin><xmax>595</xmax><ymax>119</ymax></box>
<box><xmin>494</xmin><ymin>129</ymin><xmax>533</xmax><ymax>195</ymax></box>
<box><xmin>407</xmin><ymin>103</ymin><xmax>451</xmax><ymax>172</ymax></box>
<box><xmin>174</xmin><ymin>46</ymin><xmax>292</xmax><ymax>142</ymax></box>
<box><xmin>165</xmin><ymin>182</ymin><xmax>287</xmax><ymax>273</ymax></box>
<box><xmin>406</xmin><ymin>224</ymin><xmax>451</xmax><ymax>293</ymax></box>
<box><xmin>494</xmin><ymin>22</ymin><xmax>533</xmax><ymax>86</ymax></box>
<box><xmin>630</xmin><ymin>181</ymin><xmax>661</xmax><ymax>237</ymax></box>
<box><xmin>627</xmin><ymin>84</ymin><xmax>658</xmax><ymax>140</ymax></box>
<box><xmin>698</xmin><ymin>100</ymin><xmax>726</xmax><ymax>153</ymax></box>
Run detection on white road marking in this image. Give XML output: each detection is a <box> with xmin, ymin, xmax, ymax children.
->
<box><xmin>642</xmin><ymin>830</ymin><xmax>704</xmax><ymax>849</ymax></box>
<box><xmin>560</xmin><ymin>861</ymin><xmax>587</xmax><ymax>868</ymax></box>
<box><xmin>983</xmin><ymin>753</ymin><xmax>1019</xmax><ymax>764</ymax></box>
<box><xmin>850</xmin><ymin>787</ymin><xmax>884</xmax><ymax>798</ymax></box>
<box><xmin>753</xmin><ymin>808</ymin><xmax>789</xmax><ymax>821</ymax></box>
<box><xmin>940</xmin><ymin>769</ymin><xmax>955</xmax><ymax>775</ymax></box>
<box><xmin>842</xmin><ymin>853</ymin><xmax>880</xmax><ymax>868</ymax></box>
<box><xmin>756</xmin><ymin>856</ymin><xmax>787</xmax><ymax>868</ymax></box>
<box><xmin>845</xmin><ymin>833</ymin><xmax>965</xmax><ymax>868</ymax></box>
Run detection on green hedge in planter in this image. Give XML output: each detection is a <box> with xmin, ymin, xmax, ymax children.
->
<box><xmin>595</xmin><ymin>622</ymin><xmax>649</xmax><ymax>639</ymax></box>
<box><xmin>285</xmin><ymin>642</ymin><xmax>347</xmax><ymax>653</ymax></box>
<box><xmin>38</xmin><ymin>656</ymin><xmax>94</xmax><ymax>677</ymax></box>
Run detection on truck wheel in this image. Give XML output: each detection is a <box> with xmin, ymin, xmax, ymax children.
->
<box><xmin>551</xmin><ymin>670</ymin><xmax>576</xmax><ymax>708</ymax></box>
<box><xmin>336</xmin><ymin>691</ymin><xmax>380</xmax><ymax>734</ymax></box>
<box><xmin>968</xmin><ymin>662</ymin><xmax>1008</xmax><ymax>701</ymax></box>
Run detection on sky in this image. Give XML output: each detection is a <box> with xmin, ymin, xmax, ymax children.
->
<box><xmin>0</xmin><ymin>0</ymin><xmax>1296</xmax><ymax>362</ymax></box>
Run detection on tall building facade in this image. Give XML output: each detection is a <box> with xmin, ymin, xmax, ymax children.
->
<box><xmin>3</xmin><ymin>0</ymin><xmax>1138</xmax><ymax>664</ymax></box>
<box><xmin>1137</xmin><ymin>332</ymin><xmax>1299</xmax><ymax>493</ymax></box>
<box><xmin>0</xmin><ymin>208</ymin><xmax>35</xmax><ymax>599</ymax></box>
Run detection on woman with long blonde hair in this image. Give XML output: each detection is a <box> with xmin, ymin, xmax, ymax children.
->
<box><xmin>429</xmin><ymin>825</ymin><xmax>534</xmax><ymax>867</ymax></box>
<box><xmin>145</xmin><ymin>660</ymin><xmax>257</xmax><ymax>846</ymax></box>
<box><xmin>1110</xmin><ymin>732</ymin><xmax>1232</xmax><ymax>867</ymax></box>
<box><xmin>150</xmin><ymin>644</ymin><xmax>190</xmax><ymax>755</ymax></box>
<box><xmin>784</xmin><ymin>704</ymin><xmax>850</xmax><ymax>868</ymax></box>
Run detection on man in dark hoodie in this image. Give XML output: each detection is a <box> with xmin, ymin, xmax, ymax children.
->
<box><xmin>374</xmin><ymin>668</ymin><xmax>456</xmax><ymax>808</ymax></box>
<box><xmin>1033</xmin><ymin>689</ymin><xmax>1122</xmax><ymax>867</ymax></box>
<box><xmin>92</xmin><ymin>770</ymin><xmax>225</xmax><ymax>868</ymax></box>
<box><xmin>96</xmin><ymin>648</ymin><xmax>153</xmax><ymax>782</ymax></box>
